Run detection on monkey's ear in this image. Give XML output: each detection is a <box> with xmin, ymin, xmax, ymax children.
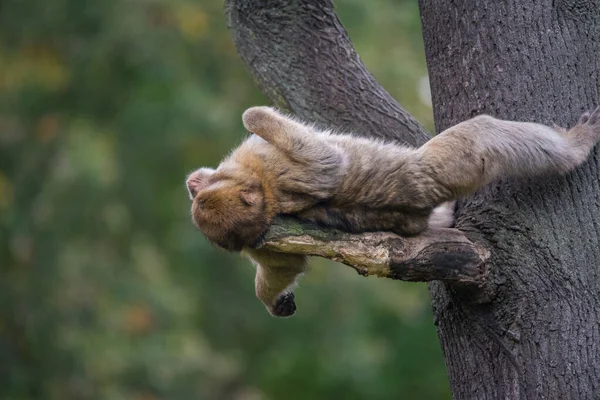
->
<box><xmin>240</xmin><ymin>187</ymin><xmax>262</xmax><ymax>206</ymax></box>
<box><xmin>186</xmin><ymin>168</ymin><xmax>215</xmax><ymax>199</ymax></box>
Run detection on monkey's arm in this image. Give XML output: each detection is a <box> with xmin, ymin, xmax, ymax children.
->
<box><xmin>242</xmin><ymin>248</ymin><xmax>307</xmax><ymax>317</ymax></box>
<box><xmin>417</xmin><ymin>107</ymin><xmax>600</xmax><ymax>205</ymax></box>
<box><xmin>242</xmin><ymin>106</ymin><xmax>337</xmax><ymax>163</ymax></box>
<box><xmin>243</xmin><ymin>106</ymin><xmax>348</xmax><ymax>209</ymax></box>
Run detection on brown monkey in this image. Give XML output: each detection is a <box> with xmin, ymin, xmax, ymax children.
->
<box><xmin>187</xmin><ymin>106</ymin><xmax>600</xmax><ymax>317</ymax></box>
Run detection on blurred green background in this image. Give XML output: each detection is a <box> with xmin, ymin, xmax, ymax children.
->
<box><xmin>0</xmin><ymin>0</ymin><xmax>448</xmax><ymax>399</ymax></box>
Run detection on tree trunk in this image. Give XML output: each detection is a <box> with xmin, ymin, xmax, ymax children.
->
<box><xmin>225</xmin><ymin>0</ymin><xmax>600</xmax><ymax>398</ymax></box>
<box><xmin>420</xmin><ymin>1</ymin><xmax>600</xmax><ymax>398</ymax></box>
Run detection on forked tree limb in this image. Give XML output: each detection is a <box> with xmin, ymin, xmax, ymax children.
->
<box><xmin>224</xmin><ymin>0</ymin><xmax>430</xmax><ymax>146</ymax></box>
<box><xmin>225</xmin><ymin>0</ymin><xmax>489</xmax><ymax>285</ymax></box>
<box><xmin>259</xmin><ymin>217</ymin><xmax>488</xmax><ymax>285</ymax></box>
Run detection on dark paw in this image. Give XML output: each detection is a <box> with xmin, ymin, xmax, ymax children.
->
<box><xmin>272</xmin><ymin>292</ymin><xmax>296</xmax><ymax>317</ymax></box>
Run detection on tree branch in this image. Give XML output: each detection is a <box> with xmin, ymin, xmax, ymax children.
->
<box><xmin>258</xmin><ymin>217</ymin><xmax>488</xmax><ymax>285</ymax></box>
<box><xmin>225</xmin><ymin>0</ymin><xmax>429</xmax><ymax>146</ymax></box>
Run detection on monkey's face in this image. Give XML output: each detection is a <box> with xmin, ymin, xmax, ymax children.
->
<box><xmin>187</xmin><ymin>169</ymin><xmax>270</xmax><ymax>251</ymax></box>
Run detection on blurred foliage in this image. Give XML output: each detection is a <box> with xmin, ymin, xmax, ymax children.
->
<box><xmin>0</xmin><ymin>0</ymin><xmax>447</xmax><ymax>399</ymax></box>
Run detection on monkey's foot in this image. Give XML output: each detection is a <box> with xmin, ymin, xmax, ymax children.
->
<box><xmin>272</xmin><ymin>292</ymin><xmax>296</xmax><ymax>317</ymax></box>
<box><xmin>575</xmin><ymin>106</ymin><xmax>600</xmax><ymax>141</ymax></box>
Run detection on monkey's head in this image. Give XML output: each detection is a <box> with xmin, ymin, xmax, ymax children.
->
<box><xmin>186</xmin><ymin>167</ymin><xmax>271</xmax><ymax>251</ymax></box>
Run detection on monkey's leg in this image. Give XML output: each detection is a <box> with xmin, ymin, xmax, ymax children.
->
<box><xmin>417</xmin><ymin>107</ymin><xmax>600</xmax><ymax>204</ymax></box>
<box><xmin>243</xmin><ymin>248</ymin><xmax>307</xmax><ymax>317</ymax></box>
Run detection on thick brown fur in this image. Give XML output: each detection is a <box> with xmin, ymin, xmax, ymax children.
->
<box><xmin>187</xmin><ymin>106</ymin><xmax>600</xmax><ymax>317</ymax></box>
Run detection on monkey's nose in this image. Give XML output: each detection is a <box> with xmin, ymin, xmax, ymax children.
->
<box><xmin>186</xmin><ymin>176</ymin><xmax>199</xmax><ymax>200</ymax></box>
<box><xmin>185</xmin><ymin>168</ymin><xmax>216</xmax><ymax>200</ymax></box>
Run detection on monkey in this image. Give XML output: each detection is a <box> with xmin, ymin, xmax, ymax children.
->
<box><xmin>186</xmin><ymin>106</ymin><xmax>600</xmax><ymax>317</ymax></box>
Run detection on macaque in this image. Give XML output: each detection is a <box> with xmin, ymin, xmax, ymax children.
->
<box><xmin>187</xmin><ymin>106</ymin><xmax>600</xmax><ymax>317</ymax></box>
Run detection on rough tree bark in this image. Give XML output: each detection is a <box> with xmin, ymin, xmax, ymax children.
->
<box><xmin>225</xmin><ymin>0</ymin><xmax>600</xmax><ymax>398</ymax></box>
<box><xmin>420</xmin><ymin>1</ymin><xmax>600</xmax><ymax>398</ymax></box>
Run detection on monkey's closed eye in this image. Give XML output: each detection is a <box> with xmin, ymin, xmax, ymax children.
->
<box><xmin>240</xmin><ymin>189</ymin><xmax>260</xmax><ymax>205</ymax></box>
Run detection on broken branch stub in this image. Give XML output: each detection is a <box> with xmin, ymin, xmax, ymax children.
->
<box><xmin>258</xmin><ymin>217</ymin><xmax>488</xmax><ymax>285</ymax></box>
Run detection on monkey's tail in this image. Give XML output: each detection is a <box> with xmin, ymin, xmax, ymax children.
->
<box><xmin>428</xmin><ymin>201</ymin><xmax>456</xmax><ymax>228</ymax></box>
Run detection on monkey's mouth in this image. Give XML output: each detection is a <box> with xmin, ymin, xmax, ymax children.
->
<box><xmin>249</xmin><ymin>230</ymin><xmax>268</xmax><ymax>249</ymax></box>
<box><xmin>216</xmin><ymin>228</ymin><xmax>268</xmax><ymax>252</ymax></box>
<box><xmin>216</xmin><ymin>237</ymin><xmax>245</xmax><ymax>252</ymax></box>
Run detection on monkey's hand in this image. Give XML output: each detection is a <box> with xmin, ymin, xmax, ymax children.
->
<box><xmin>242</xmin><ymin>248</ymin><xmax>307</xmax><ymax>317</ymax></box>
<box><xmin>272</xmin><ymin>292</ymin><xmax>297</xmax><ymax>317</ymax></box>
